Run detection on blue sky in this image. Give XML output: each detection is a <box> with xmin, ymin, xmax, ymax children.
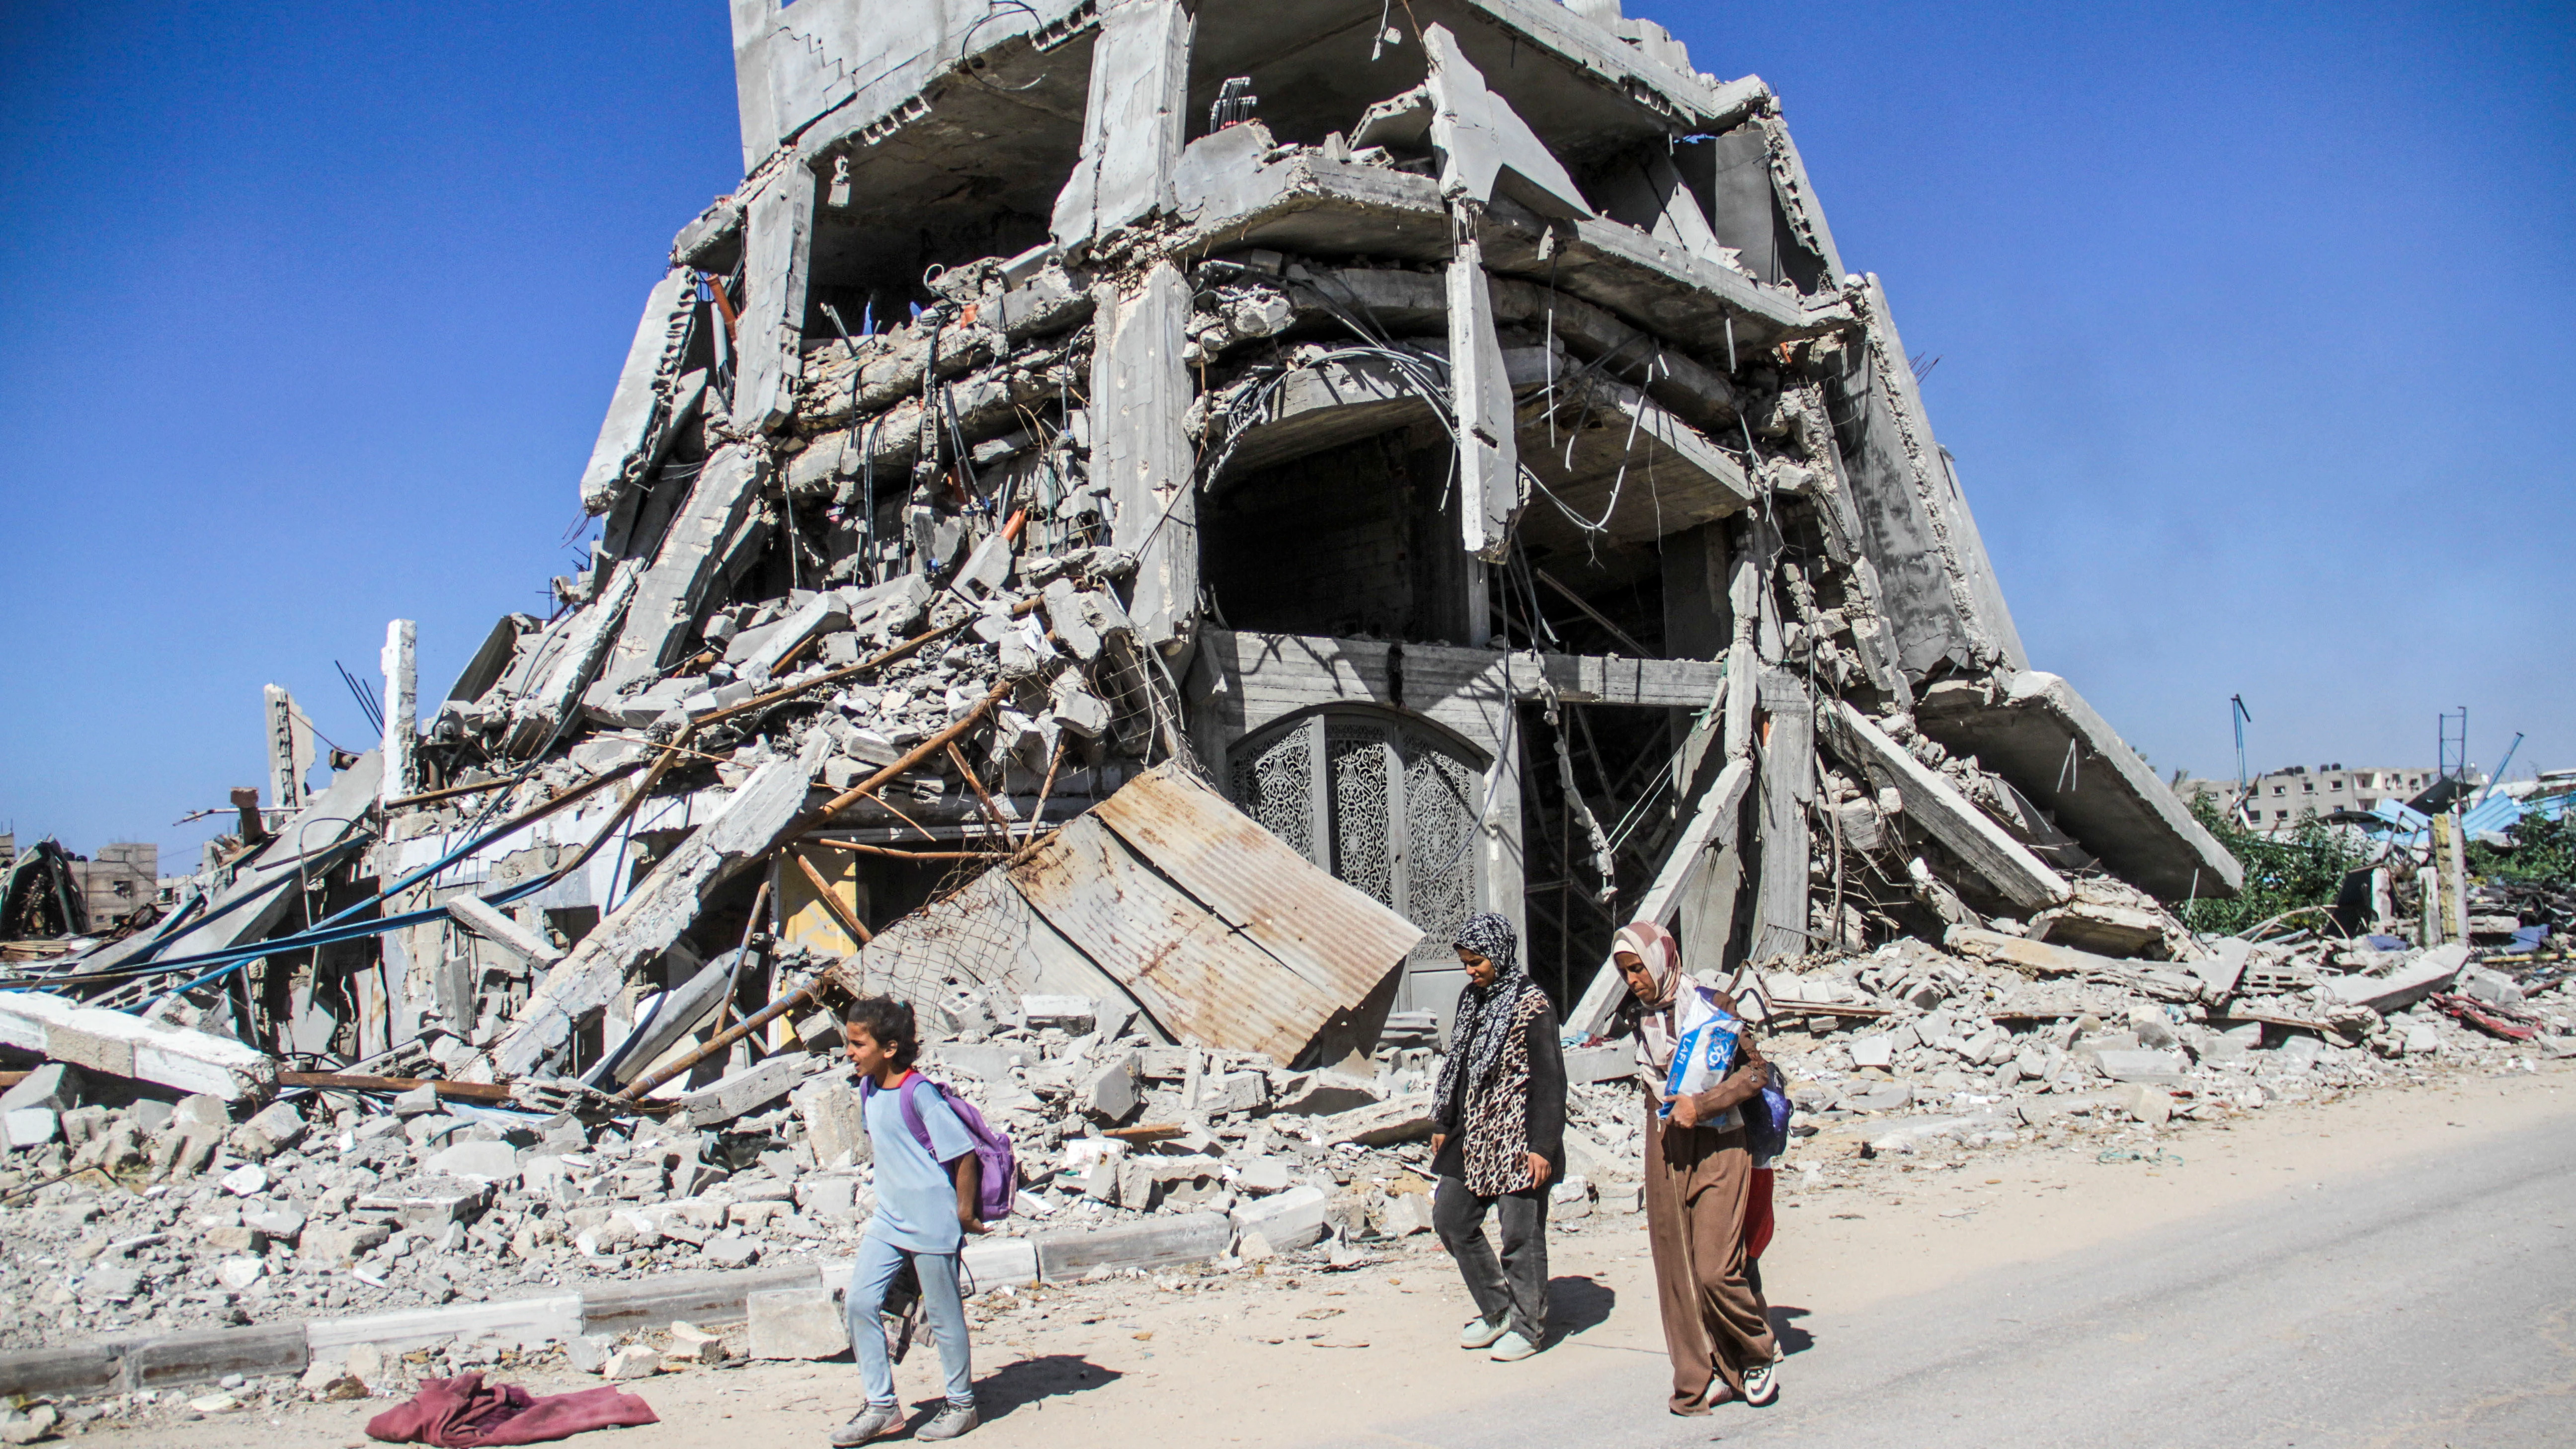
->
<box><xmin>1</xmin><ymin>0</ymin><xmax>2568</xmax><ymax>866</ymax></box>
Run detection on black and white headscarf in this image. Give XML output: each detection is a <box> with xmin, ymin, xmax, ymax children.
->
<box><xmin>1437</xmin><ymin>912</ymin><xmax>1531</xmax><ymax>1107</ymax></box>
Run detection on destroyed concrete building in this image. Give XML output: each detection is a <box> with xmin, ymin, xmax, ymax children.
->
<box><xmin>9</xmin><ymin>0</ymin><xmax>2261</xmax><ymax>1140</ymax></box>
<box><xmin>12</xmin><ymin>2</ymin><xmax>2576</xmax><ymax>1411</ymax></box>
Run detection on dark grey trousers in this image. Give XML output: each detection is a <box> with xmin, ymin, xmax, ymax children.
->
<box><xmin>1433</xmin><ymin>1174</ymin><xmax>1551</xmax><ymax>1344</ymax></box>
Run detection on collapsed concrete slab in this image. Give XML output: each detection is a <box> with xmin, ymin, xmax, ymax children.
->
<box><xmin>1914</xmin><ymin>671</ymin><xmax>2244</xmax><ymax>903</ymax></box>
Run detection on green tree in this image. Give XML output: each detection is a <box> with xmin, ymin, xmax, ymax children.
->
<box><xmin>2178</xmin><ymin>796</ymin><xmax>2370</xmax><ymax>937</ymax></box>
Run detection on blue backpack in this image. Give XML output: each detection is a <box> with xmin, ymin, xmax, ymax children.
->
<box><xmin>864</xmin><ymin>1073</ymin><xmax>1018</xmax><ymax>1222</ymax></box>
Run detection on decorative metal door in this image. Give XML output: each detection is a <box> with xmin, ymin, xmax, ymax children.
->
<box><xmin>1228</xmin><ymin>708</ymin><xmax>1485</xmax><ymax>1014</ymax></box>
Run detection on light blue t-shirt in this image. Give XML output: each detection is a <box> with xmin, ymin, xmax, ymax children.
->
<box><xmin>862</xmin><ymin>1073</ymin><xmax>976</xmax><ymax>1253</ymax></box>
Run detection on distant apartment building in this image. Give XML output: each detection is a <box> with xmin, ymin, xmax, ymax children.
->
<box><xmin>2177</xmin><ymin>765</ymin><xmax>2462</xmax><ymax>833</ymax></box>
<box><xmin>0</xmin><ymin>834</ymin><xmax>162</xmax><ymax>935</ymax></box>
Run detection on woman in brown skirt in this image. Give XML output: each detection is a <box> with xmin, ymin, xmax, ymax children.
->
<box><xmin>1613</xmin><ymin>921</ymin><xmax>1778</xmax><ymax>1414</ymax></box>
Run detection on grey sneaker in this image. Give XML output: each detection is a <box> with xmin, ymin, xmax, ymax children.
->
<box><xmin>1457</xmin><ymin>1314</ymin><xmax>1509</xmax><ymax>1350</ymax></box>
<box><xmin>828</xmin><ymin>1403</ymin><xmax>902</xmax><ymax>1446</ymax></box>
<box><xmin>917</xmin><ymin>1402</ymin><xmax>979</xmax><ymax>1441</ymax></box>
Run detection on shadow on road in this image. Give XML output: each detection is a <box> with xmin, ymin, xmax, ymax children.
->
<box><xmin>1547</xmin><ymin>1275</ymin><xmax>1617</xmax><ymax>1339</ymax></box>
<box><xmin>947</xmin><ymin>1353</ymin><xmax>1125</xmax><ymax>1424</ymax></box>
<box><xmin>1768</xmin><ymin>1303</ymin><xmax>1815</xmax><ymax>1357</ymax></box>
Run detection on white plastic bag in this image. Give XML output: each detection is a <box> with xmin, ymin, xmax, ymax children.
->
<box><xmin>1660</xmin><ymin>985</ymin><xmax>1742</xmax><ymax>1123</ymax></box>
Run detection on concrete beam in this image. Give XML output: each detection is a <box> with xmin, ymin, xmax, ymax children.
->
<box><xmin>1819</xmin><ymin>700</ymin><xmax>2071</xmax><ymax>914</ymax></box>
<box><xmin>1423</xmin><ymin>24</ymin><xmax>1592</xmax><ymax>221</ymax></box>
<box><xmin>601</xmin><ymin>444</ymin><xmax>765</xmax><ymax>690</ymax></box>
<box><xmin>474</xmin><ymin>734</ymin><xmax>829</xmax><ymax>1082</ymax></box>
<box><xmin>444</xmin><ymin>894</ymin><xmax>564</xmax><ymax>968</ymax></box>
<box><xmin>0</xmin><ymin>990</ymin><xmax>277</xmax><ymax>1102</ymax></box>
<box><xmin>504</xmin><ymin>561</ymin><xmax>638</xmax><ymax>758</ymax></box>
<box><xmin>1566</xmin><ymin>754</ymin><xmax>1754</xmax><ymax>1038</ymax></box>
<box><xmin>1829</xmin><ymin>277</ymin><xmax>2026</xmax><ymax>680</ymax></box>
<box><xmin>1446</xmin><ymin>232</ymin><xmax>1519</xmax><ymax>568</ymax></box>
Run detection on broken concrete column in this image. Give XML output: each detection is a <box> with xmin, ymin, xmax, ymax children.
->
<box><xmin>262</xmin><ymin>684</ymin><xmax>311</xmax><ymax>815</ymax></box>
<box><xmin>1049</xmin><ymin>0</ymin><xmax>1192</xmax><ymax>249</ymax></box>
<box><xmin>379</xmin><ymin>619</ymin><xmax>417</xmax><ymax>805</ymax></box>
<box><xmin>1749</xmin><ymin>673</ymin><xmax>1815</xmax><ymax>963</ymax></box>
<box><xmin>473</xmin><ymin>733</ymin><xmax>829</xmax><ymax>1081</ymax></box>
<box><xmin>580</xmin><ymin>267</ymin><xmax>702</xmax><ymax>516</ymax></box>
<box><xmin>734</xmin><ymin>164</ymin><xmax>816</xmax><ymax>434</ymax></box>
<box><xmin>1091</xmin><ymin>262</ymin><xmax>1196</xmax><ymax>655</ymax></box>
<box><xmin>1444</xmin><ymin>226</ymin><xmax>1516</xmax><ymax>590</ymax></box>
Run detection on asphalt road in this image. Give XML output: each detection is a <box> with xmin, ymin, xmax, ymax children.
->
<box><xmin>1334</xmin><ymin>1119</ymin><xmax>2576</xmax><ymax>1449</ymax></box>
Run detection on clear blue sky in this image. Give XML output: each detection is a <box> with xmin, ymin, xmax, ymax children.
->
<box><xmin>1</xmin><ymin>1</ymin><xmax>2569</xmax><ymax>867</ymax></box>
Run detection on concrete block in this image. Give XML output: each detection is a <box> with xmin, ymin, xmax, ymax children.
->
<box><xmin>678</xmin><ymin>1055</ymin><xmax>811</xmax><ymax>1128</ymax></box>
<box><xmin>217</xmin><ymin>1163</ymin><xmax>266</xmax><ymax>1196</ymax></box>
<box><xmin>0</xmin><ymin>1344</ymin><xmax>122</xmax><ymax>1398</ymax></box>
<box><xmin>1562</xmin><ymin>1045</ymin><xmax>1634</xmax><ymax>1085</ymax></box>
<box><xmin>795</xmin><ymin>1175</ymin><xmax>859</xmax><ymax>1217</ymax></box>
<box><xmin>703</xmin><ymin>1234</ymin><xmax>761</xmax><ymax>1268</ymax></box>
<box><xmin>2111</xmin><ymin>1083</ymin><xmax>2173</xmax><ymax>1126</ymax></box>
<box><xmin>1314</xmin><ymin>1093</ymin><xmax>1434</xmax><ymax>1147</ymax></box>
<box><xmin>1229</xmin><ymin>1185</ymin><xmax>1328</xmax><ymax>1253</ymax></box>
<box><xmin>2322</xmin><ymin>943</ymin><xmax>2468</xmax><ymax>1015</ymax></box>
<box><xmin>1233</xmin><ymin>1157</ymin><xmax>1292</xmax><ymax>1195</ymax></box>
<box><xmin>791</xmin><ymin>1079</ymin><xmax>869</xmax><ymax>1170</ymax></box>
<box><xmin>0</xmin><ymin>1063</ymin><xmax>82</xmax><ymax>1115</ymax></box>
<box><xmin>747</xmin><ymin>1288</ymin><xmax>849</xmax><ymax>1360</ymax></box>
<box><xmin>2090</xmin><ymin>1048</ymin><xmax>2191</xmax><ymax>1084</ymax></box>
<box><xmin>961</xmin><ymin>1236</ymin><xmax>1039</xmax><ymax>1290</ymax></box>
<box><xmin>1270</xmin><ymin>1071</ymin><xmax>1381</xmax><ymax>1117</ymax></box>
<box><xmin>1196</xmin><ymin>1069</ymin><xmax>1266</xmax><ymax>1115</ymax></box>
<box><xmin>1033</xmin><ymin>1211</ymin><xmax>1231</xmax><ymax>1281</ymax></box>
<box><xmin>1379</xmin><ymin>1191</ymin><xmax>1435</xmax><ymax>1237</ymax></box>
<box><xmin>299</xmin><ymin>1224</ymin><xmax>391</xmax><ymax>1264</ymax></box>
<box><xmin>354</xmin><ymin>1178</ymin><xmax>489</xmax><ymax>1226</ymax></box>
<box><xmin>1084</xmin><ymin>1052</ymin><xmax>1139</xmax><ymax>1125</ymax></box>
<box><xmin>600</xmin><ymin>1344</ymin><xmax>658</xmax><ymax>1381</ymax></box>
<box><xmin>579</xmin><ymin>1266</ymin><xmax>815</xmax><ymax>1336</ymax></box>
<box><xmin>1848</xmin><ymin>1033</ymin><xmax>1895</xmax><ymax>1069</ymax></box>
<box><xmin>421</xmin><ymin>1139</ymin><xmax>521</xmax><ymax>1182</ymax></box>
<box><xmin>4</xmin><ymin>1108</ymin><xmax>58</xmax><ymax>1149</ymax></box>
<box><xmin>1021</xmin><ymin>995</ymin><xmax>1095</xmax><ymax>1032</ymax></box>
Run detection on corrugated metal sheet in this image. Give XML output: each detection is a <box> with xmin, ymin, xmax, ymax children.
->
<box><xmin>843</xmin><ymin>766</ymin><xmax>1426</xmax><ymax>1063</ymax></box>
<box><xmin>1092</xmin><ymin>767</ymin><xmax>1422</xmax><ymax>1004</ymax></box>
<box><xmin>1013</xmin><ymin>814</ymin><xmax>1334</xmax><ymax>1064</ymax></box>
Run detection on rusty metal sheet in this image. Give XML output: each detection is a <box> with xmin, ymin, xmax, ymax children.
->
<box><xmin>1092</xmin><ymin>767</ymin><xmax>1421</xmax><ymax>1003</ymax></box>
<box><xmin>850</xmin><ymin>865</ymin><xmax>1147</xmax><ymax>1035</ymax></box>
<box><xmin>1011</xmin><ymin>814</ymin><xmax>1340</xmax><ymax>1064</ymax></box>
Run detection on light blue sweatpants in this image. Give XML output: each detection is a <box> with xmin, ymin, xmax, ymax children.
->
<box><xmin>846</xmin><ymin>1232</ymin><xmax>974</xmax><ymax>1408</ymax></box>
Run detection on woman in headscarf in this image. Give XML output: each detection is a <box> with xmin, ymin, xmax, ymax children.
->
<box><xmin>1614</xmin><ymin>920</ymin><xmax>1779</xmax><ymax>1414</ymax></box>
<box><xmin>1430</xmin><ymin>911</ymin><xmax>1566</xmax><ymax>1363</ymax></box>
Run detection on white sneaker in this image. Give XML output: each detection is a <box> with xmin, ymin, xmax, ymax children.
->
<box><xmin>1457</xmin><ymin>1314</ymin><xmax>1508</xmax><ymax>1350</ymax></box>
<box><xmin>1742</xmin><ymin>1360</ymin><xmax>1778</xmax><ymax>1406</ymax></box>
<box><xmin>1488</xmin><ymin>1331</ymin><xmax>1539</xmax><ymax>1362</ymax></box>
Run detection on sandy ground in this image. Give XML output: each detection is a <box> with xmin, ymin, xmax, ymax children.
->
<box><xmin>80</xmin><ymin>1057</ymin><xmax>2576</xmax><ymax>1448</ymax></box>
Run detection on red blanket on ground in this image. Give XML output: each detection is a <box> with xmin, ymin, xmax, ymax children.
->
<box><xmin>365</xmin><ymin>1372</ymin><xmax>658</xmax><ymax>1447</ymax></box>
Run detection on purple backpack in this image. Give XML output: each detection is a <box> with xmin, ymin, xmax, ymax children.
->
<box><xmin>865</xmin><ymin>1073</ymin><xmax>1018</xmax><ymax>1222</ymax></box>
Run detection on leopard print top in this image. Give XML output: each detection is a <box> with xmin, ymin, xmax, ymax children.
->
<box><xmin>1459</xmin><ymin>985</ymin><xmax>1550</xmax><ymax>1196</ymax></box>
